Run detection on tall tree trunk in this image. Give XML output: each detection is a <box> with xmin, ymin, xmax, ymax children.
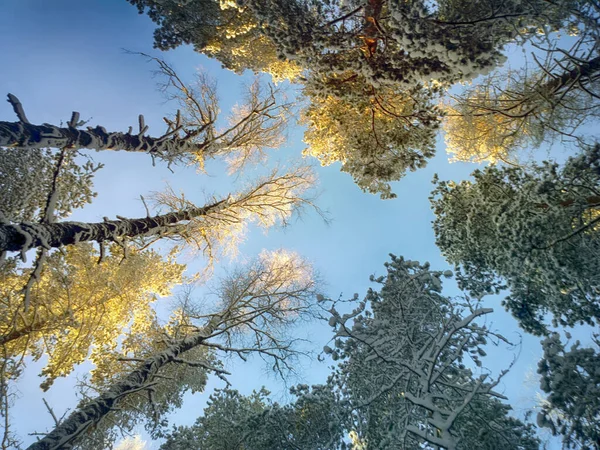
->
<box><xmin>0</xmin><ymin>198</ymin><xmax>228</xmax><ymax>254</ymax></box>
<box><xmin>0</xmin><ymin>121</ymin><xmax>195</xmax><ymax>159</ymax></box>
<box><xmin>27</xmin><ymin>316</ymin><xmax>223</xmax><ymax>450</ymax></box>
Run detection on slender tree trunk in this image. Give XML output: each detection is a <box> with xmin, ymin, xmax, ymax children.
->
<box><xmin>0</xmin><ymin>121</ymin><xmax>193</xmax><ymax>158</ymax></box>
<box><xmin>27</xmin><ymin>316</ymin><xmax>223</xmax><ymax>450</ymax></box>
<box><xmin>0</xmin><ymin>198</ymin><xmax>228</xmax><ymax>254</ymax></box>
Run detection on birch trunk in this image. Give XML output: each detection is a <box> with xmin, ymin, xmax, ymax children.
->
<box><xmin>0</xmin><ymin>122</ymin><xmax>196</xmax><ymax>159</ymax></box>
<box><xmin>27</xmin><ymin>317</ymin><xmax>222</xmax><ymax>450</ymax></box>
<box><xmin>0</xmin><ymin>199</ymin><xmax>228</xmax><ymax>254</ymax></box>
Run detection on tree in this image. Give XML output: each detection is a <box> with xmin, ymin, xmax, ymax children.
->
<box><xmin>0</xmin><ymin>166</ymin><xmax>317</xmax><ymax>257</ymax></box>
<box><xmin>441</xmin><ymin>0</ymin><xmax>600</xmax><ymax>163</ymax></box>
<box><xmin>431</xmin><ymin>143</ymin><xmax>600</xmax><ymax>335</ymax></box>
<box><xmin>128</xmin><ymin>0</ymin><xmax>302</xmax><ymax>82</ymax></box>
<box><xmin>0</xmin><ymin>142</ymin><xmax>103</xmax><ymax>449</ymax></box>
<box><xmin>72</xmin><ymin>307</ymin><xmax>214</xmax><ymax>449</ymax></box>
<box><xmin>159</xmin><ymin>389</ymin><xmax>273</xmax><ymax>450</ymax></box>
<box><xmin>194</xmin><ymin>0</ymin><xmax>573</xmax><ymax>87</ymax></box>
<box><xmin>443</xmin><ymin>54</ymin><xmax>600</xmax><ymax>164</ymax></box>
<box><xmin>301</xmin><ymin>81</ymin><xmax>439</xmax><ymax>199</ymax></box>
<box><xmin>1</xmin><ymin>57</ymin><xmax>288</xmax><ymax>169</ymax></box>
<box><xmin>0</xmin><ymin>244</ymin><xmax>184</xmax><ymax>450</ymax></box>
<box><xmin>536</xmin><ymin>332</ymin><xmax>600</xmax><ymax>449</ymax></box>
<box><xmin>444</xmin><ymin>2</ymin><xmax>600</xmax><ymax>163</ymax></box>
<box><xmin>323</xmin><ymin>255</ymin><xmax>539</xmax><ymax>450</ymax></box>
<box><xmin>0</xmin><ymin>147</ymin><xmax>100</xmax><ymax>223</ymax></box>
<box><xmin>160</xmin><ymin>385</ymin><xmax>344</xmax><ymax>450</ymax></box>
<box><xmin>129</xmin><ymin>0</ymin><xmax>583</xmax><ymax>197</ymax></box>
<box><xmin>0</xmin><ymin>243</ymin><xmax>185</xmax><ymax>390</ymax></box>
<box><xmin>161</xmin><ymin>255</ymin><xmax>539</xmax><ymax>450</ymax></box>
<box><xmin>28</xmin><ymin>249</ymin><xmax>318</xmax><ymax>449</ymax></box>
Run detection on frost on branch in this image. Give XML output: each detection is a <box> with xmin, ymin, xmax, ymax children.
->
<box><xmin>144</xmin><ymin>54</ymin><xmax>291</xmax><ymax>172</ymax></box>
<box><xmin>0</xmin><ymin>94</ymin><xmax>195</xmax><ymax>164</ymax></box>
<box><xmin>2</xmin><ymin>69</ymin><xmax>289</xmax><ymax>170</ymax></box>
<box><xmin>148</xmin><ymin>165</ymin><xmax>318</xmax><ymax>262</ymax></box>
<box><xmin>431</xmin><ymin>143</ymin><xmax>600</xmax><ymax>335</ymax></box>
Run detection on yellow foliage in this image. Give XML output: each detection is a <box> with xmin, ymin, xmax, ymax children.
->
<box><xmin>440</xmin><ymin>70</ymin><xmax>568</xmax><ymax>164</ymax></box>
<box><xmin>349</xmin><ymin>430</ymin><xmax>368</xmax><ymax>450</ymax></box>
<box><xmin>302</xmin><ymin>94</ymin><xmax>355</xmax><ymax>166</ymax></box>
<box><xmin>90</xmin><ymin>305</ymin><xmax>210</xmax><ymax>392</ymax></box>
<box><xmin>442</xmin><ymin>98</ymin><xmax>528</xmax><ymax>164</ymax></box>
<box><xmin>0</xmin><ymin>243</ymin><xmax>185</xmax><ymax>389</ymax></box>
<box><xmin>302</xmin><ymin>86</ymin><xmax>422</xmax><ymax>166</ymax></box>
<box><xmin>152</xmin><ymin>166</ymin><xmax>315</xmax><ymax>268</ymax></box>
<box><xmin>301</xmin><ymin>78</ymin><xmax>437</xmax><ymax>198</ymax></box>
<box><xmin>580</xmin><ymin>206</ymin><xmax>600</xmax><ymax>232</ymax></box>
<box><xmin>204</xmin><ymin>3</ymin><xmax>302</xmax><ymax>83</ymax></box>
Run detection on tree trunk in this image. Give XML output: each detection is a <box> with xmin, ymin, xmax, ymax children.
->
<box><xmin>27</xmin><ymin>316</ymin><xmax>222</xmax><ymax>450</ymax></box>
<box><xmin>546</xmin><ymin>55</ymin><xmax>600</xmax><ymax>94</ymax></box>
<box><xmin>0</xmin><ymin>121</ymin><xmax>195</xmax><ymax>159</ymax></box>
<box><xmin>0</xmin><ymin>198</ymin><xmax>228</xmax><ymax>254</ymax></box>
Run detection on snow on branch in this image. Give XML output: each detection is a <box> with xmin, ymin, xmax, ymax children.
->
<box><xmin>323</xmin><ymin>255</ymin><xmax>525</xmax><ymax>450</ymax></box>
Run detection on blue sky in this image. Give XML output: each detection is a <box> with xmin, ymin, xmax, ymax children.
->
<box><xmin>0</xmin><ymin>1</ymin><xmax>571</xmax><ymax>447</ymax></box>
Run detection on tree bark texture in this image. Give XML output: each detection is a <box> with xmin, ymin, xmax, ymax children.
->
<box><xmin>0</xmin><ymin>199</ymin><xmax>227</xmax><ymax>254</ymax></box>
<box><xmin>0</xmin><ymin>121</ymin><xmax>194</xmax><ymax>158</ymax></box>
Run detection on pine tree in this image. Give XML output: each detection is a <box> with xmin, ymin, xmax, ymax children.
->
<box><xmin>537</xmin><ymin>333</ymin><xmax>600</xmax><ymax>449</ymax></box>
<box><xmin>431</xmin><ymin>144</ymin><xmax>600</xmax><ymax>335</ymax></box>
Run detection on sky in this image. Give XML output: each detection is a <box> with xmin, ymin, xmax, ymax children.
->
<box><xmin>0</xmin><ymin>0</ymin><xmax>582</xmax><ymax>448</ymax></box>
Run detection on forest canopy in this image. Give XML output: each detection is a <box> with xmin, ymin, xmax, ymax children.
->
<box><xmin>0</xmin><ymin>0</ymin><xmax>599</xmax><ymax>449</ymax></box>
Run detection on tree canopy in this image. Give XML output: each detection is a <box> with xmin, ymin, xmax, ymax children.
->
<box><xmin>0</xmin><ymin>243</ymin><xmax>185</xmax><ymax>390</ymax></box>
<box><xmin>537</xmin><ymin>332</ymin><xmax>600</xmax><ymax>449</ymax></box>
<box><xmin>29</xmin><ymin>250</ymin><xmax>318</xmax><ymax>449</ymax></box>
<box><xmin>128</xmin><ymin>0</ymin><xmax>597</xmax><ymax>196</ymax></box>
<box><xmin>431</xmin><ymin>144</ymin><xmax>600</xmax><ymax>335</ymax></box>
<box><xmin>3</xmin><ymin>1</ymin><xmax>600</xmax><ymax>448</ymax></box>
